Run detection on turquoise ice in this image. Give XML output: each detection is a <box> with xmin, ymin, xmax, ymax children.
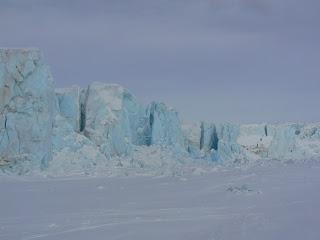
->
<box><xmin>1</xmin><ymin>49</ymin><xmax>320</xmax><ymax>175</ymax></box>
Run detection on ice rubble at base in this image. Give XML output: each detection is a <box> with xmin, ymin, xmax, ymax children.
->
<box><xmin>1</xmin><ymin>49</ymin><xmax>320</xmax><ymax>176</ymax></box>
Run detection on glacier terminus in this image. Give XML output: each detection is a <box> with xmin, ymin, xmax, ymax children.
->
<box><xmin>1</xmin><ymin>49</ymin><xmax>320</xmax><ymax>176</ymax></box>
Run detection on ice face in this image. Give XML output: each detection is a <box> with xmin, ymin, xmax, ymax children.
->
<box><xmin>55</xmin><ymin>86</ymin><xmax>81</xmax><ymax>132</ymax></box>
<box><xmin>182</xmin><ymin>122</ymin><xmax>248</xmax><ymax>162</ymax></box>
<box><xmin>200</xmin><ymin>122</ymin><xmax>217</xmax><ymax>152</ymax></box>
<box><xmin>82</xmin><ymin>82</ymin><xmax>146</xmax><ymax>158</ymax></box>
<box><xmin>212</xmin><ymin>123</ymin><xmax>247</xmax><ymax>163</ymax></box>
<box><xmin>1</xmin><ymin>49</ymin><xmax>320</xmax><ymax>176</ymax></box>
<box><xmin>235</xmin><ymin>123</ymin><xmax>320</xmax><ymax>161</ymax></box>
<box><xmin>79</xmin><ymin>82</ymin><xmax>186</xmax><ymax>159</ymax></box>
<box><xmin>0</xmin><ymin>49</ymin><xmax>54</xmax><ymax>173</ymax></box>
<box><xmin>182</xmin><ymin>123</ymin><xmax>202</xmax><ymax>158</ymax></box>
<box><xmin>237</xmin><ymin>124</ymin><xmax>272</xmax><ymax>158</ymax></box>
<box><xmin>145</xmin><ymin>102</ymin><xmax>185</xmax><ymax>150</ymax></box>
<box><xmin>295</xmin><ymin>124</ymin><xmax>320</xmax><ymax>159</ymax></box>
<box><xmin>183</xmin><ymin>122</ymin><xmax>320</xmax><ymax>163</ymax></box>
<box><xmin>266</xmin><ymin>124</ymin><xmax>299</xmax><ymax>159</ymax></box>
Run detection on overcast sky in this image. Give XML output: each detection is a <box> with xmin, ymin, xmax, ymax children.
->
<box><xmin>1</xmin><ymin>0</ymin><xmax>319</xmax><ymax>123</ymax></box>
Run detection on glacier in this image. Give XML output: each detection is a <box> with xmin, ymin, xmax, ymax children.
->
<box><xmin>1</xmin><ymin>48</ymin><xmax>320</xmax><ymax>176</ymax></box>
<box><xmin>55</xmin><ymin>86</ymin><xmax>81</xmax><ymax>132</ymax></box>
<box><xmin>0</xmin><ymin>49</ymin><xmax>54</xmax><ymax>173</ymax></box>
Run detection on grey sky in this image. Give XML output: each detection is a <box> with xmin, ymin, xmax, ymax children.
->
<box><xmin>1</xmin><ymin>0</ymin><xmax>319</xmax><ymax>123</ymax></box>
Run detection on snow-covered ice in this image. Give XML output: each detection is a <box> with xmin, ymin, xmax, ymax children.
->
<box><xmin>1</xmin><ymin>161</ymin><xmax>319</xmax><ymax>240</ymax></box>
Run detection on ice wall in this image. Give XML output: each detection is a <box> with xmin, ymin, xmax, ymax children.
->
<box><xmin>55</xmin><ymin>86</ymin><xmax>81</xmax><ymax>132</ymax></box>
<box><xmin>0</xmin><ymin>49</ymin><xmax>54</xmax><ymax>172</ymax></box>
<box><xmin>182</xmin><ymin>123</ymin><xmax>202</xmax><ymax>157</ymax></box>
<box><xmin>1</xmin><ymin>48</ymin><xmax>320</xmax><ymax>175</ymax></box>
<box><xmin>146</xmin><ymin>102</ymin><xmax>185</xmax><ymax>150</ymax></box>
<box><xmin>183</xmin><ymin>122</ymin><xmax>320</xmax><ymax>164</ymax></box>
<box><xmin>81</xmin><ymin>82</ymin><xmax>147</xmax><ymax>158</ymax></box>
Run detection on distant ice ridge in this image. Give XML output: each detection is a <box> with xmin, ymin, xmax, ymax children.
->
<box><xmin>1</xmin><ymin>49</ymin><xmax>320</xmax><ymax>176</ymax></box>
<box><xmin>183</xmin><ymin>122</ymin><xmax>320</xmax><ymax>164</ymax></box>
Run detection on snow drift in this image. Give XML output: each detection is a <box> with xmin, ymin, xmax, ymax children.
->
<box><xmin>1</xmin><ymin>49</ymin><xmax>320</xmax><ymax>176</ymax></box>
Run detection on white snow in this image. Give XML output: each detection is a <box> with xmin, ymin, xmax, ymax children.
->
<box><xmin>1</xmin><ymin>161</ymin><xmax>320</xmax><ymax>240</ymax></box>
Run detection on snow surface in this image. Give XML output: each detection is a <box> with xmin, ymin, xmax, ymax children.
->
<box><xmin>1</xmin><ymin>161</ymin><xmax>320</xmax><ymax>240</ymax></box>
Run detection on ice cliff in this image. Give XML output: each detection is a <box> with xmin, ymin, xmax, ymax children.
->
<box><xmin>0</xmin><ymin>49</ymin><xmax>54</xmax><ymax>173</ymax></box>
<box><xmin>183</xmin><ymin>122</ymin><xmax>320</xmax><ymax>164</ymax></box>
<box><xmin>1</xmin><ymin>49</ymin><xmax>320</xmax><ymax>175</ymax></box>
